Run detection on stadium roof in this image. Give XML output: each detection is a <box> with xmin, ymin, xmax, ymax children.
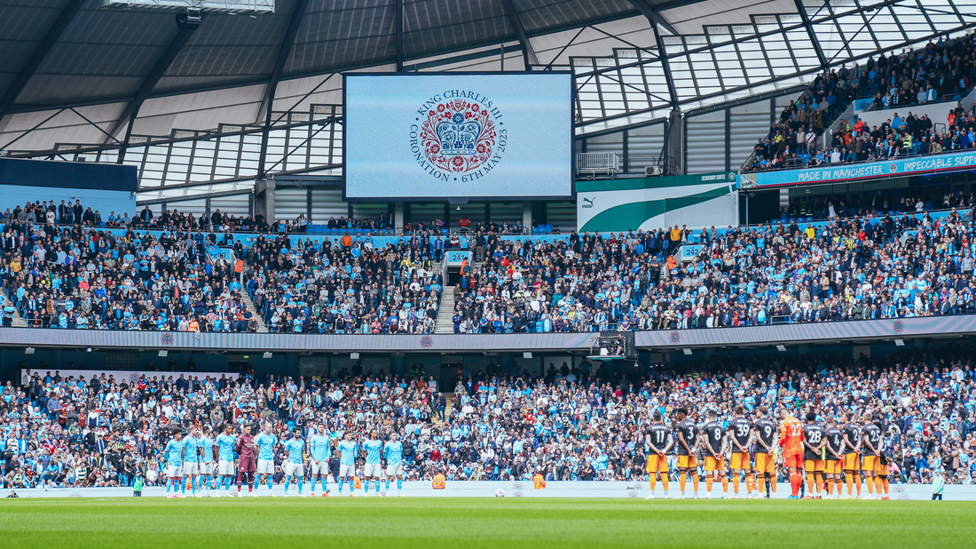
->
<box><xmin>0</xmin><ymin>0</ymin><xmax>708</xmax><ymax>113</ymax></box>
<box><xmin>1</xmin><ymin>0</ymin><xmax>974</xmax><ymax>198</ymax></box>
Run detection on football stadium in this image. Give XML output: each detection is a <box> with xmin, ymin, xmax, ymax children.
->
<box><xmin>2</xmin><ymin>0</ymin><xmax>976</xmax><ymax>546</ymax></box>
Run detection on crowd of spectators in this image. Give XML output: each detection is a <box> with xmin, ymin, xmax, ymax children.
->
<box><xmin>451</xmin><ymin>208</ymin><xmax>976</xmax><ymax>333</ymax></box>
<box><xmin>1</xmin><ymin>343</ymin><xmax>974</xmax><ymax>489</ymax></box>
<box><xmin>783</xmin><ymin>189</ymin><xmax>976</xmax><ymax>222</ymax></box>
<box><xmin>4</xmin><ymin>197</ymin><xmax>976</xmax><ymax>335</ymax></box>
<box><xmin>747</xmin><ymin>32</ymin><xmax>976</xmax><ymax>172</ymax></box>
<box><xmin>239</xmin><ymin>233</ymin><xmax>441</xmax><ymax>334</ymax></box>
<box><xmin>0</xmin><ymin>217</ymin><xmax>257</xmax><ymax>332</ymax></box>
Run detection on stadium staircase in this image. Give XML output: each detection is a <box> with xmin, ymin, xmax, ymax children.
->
<box><xmin>240</xmin><ymin>292</ymin><xmax>269</xmax><ymax>333</ymax></box>
<box><xmin>0</xmin><ymin>281</ymin><xmax>28</xmax><ymax>327</ymax></box>
<box><xmin>433</xmin><ymin>394</ymin><xmax>453</xmax><ymax>426</ymax></box>
<box><xmin>236</xmin><ymin>262</ymin><xmax>269</xmax><ymax>333</ymax></box>
<box><xmin>434</xmin><ymin>286</ymin><xmax>455</xmax><ymax>334</ymax></box>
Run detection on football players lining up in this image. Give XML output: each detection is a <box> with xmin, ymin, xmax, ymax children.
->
<box><xmin>644</xmin><ymin>406</ymin><xmax>892</xmax><ymax>500</ymax></box>
<box><xmin>160</xmin><ymin>423</ymin><xmax>406</xmax><ymax>497</ymax></box>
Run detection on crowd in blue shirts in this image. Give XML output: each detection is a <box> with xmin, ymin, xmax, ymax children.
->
<box><xmin>1</xmin><ymin>343</ymin><xmax>975</xmax><ymax>489</ymax></box>
<box><xmin>452</xmin><ymin>208</ymin><xmax>976</xmax><ymax>333</ymax></box>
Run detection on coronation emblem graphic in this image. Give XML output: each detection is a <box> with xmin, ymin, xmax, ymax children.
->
<box><xmin>411</xmin><ymin>91</ymin><xmax>506</xmax><ymax>182</ymax></box>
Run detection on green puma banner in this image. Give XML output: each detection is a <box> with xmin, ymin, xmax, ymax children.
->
<box><xmin>576</xmin><ymin>171</ymin><xmax>738</xmax><ymax>232</ymax></box>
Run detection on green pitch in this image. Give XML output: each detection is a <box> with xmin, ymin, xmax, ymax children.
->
<box><xmin>0</xmin><ymin>498</ymin><xmax>973</xmax><ymax>549</ymax></box>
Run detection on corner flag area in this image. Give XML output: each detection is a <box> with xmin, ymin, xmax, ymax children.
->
<box><xmin>1</xmin><ymin>498</ymin><xmax>973</xmax><ymax>549</ymax></box>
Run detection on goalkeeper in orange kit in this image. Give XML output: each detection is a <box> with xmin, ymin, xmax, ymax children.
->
<box><xmin>778</xmin><ymin>408</ymin><xmax>804</xmax><ymax>499</ymax></box>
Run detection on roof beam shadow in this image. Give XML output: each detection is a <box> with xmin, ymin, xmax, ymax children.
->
<box><xmin>500</xmin><ymin>0</ymin><xmax>539</xmax><ymax>69</ymax></box>
<box><xmin>626</xmin><ymin>0</ymin><xmax>678</xmax><ymax>36</ymax></box>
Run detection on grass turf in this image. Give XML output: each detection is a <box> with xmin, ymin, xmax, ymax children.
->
<box><xmin>0</xmin><ymin>498</ymin><xmax>972</xmax><ymax>549</ymax></box>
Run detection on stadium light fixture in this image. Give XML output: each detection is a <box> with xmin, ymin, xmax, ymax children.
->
<box><xmin>682</xmin><ymin>348</ymin><xmax>692</xmax><ymax>356</ymax></box>
<box><xmin>895</xmin><ymin>339</ymin><xmax>905</xmax><ymax>347</ymax></box>
<box><xmin>523</xmin><ymin>352</ymin><xmax>533</xmax><ymax>359</ymax></box>
<box><xmin>263</xmin><ymin>352</ymin><xmax>273</xmax><ymax>359</ymax></box>
<box><xmin>350</xmin><ymin>353</ymin><xmax>360</xmax><ymax>360</ymax></box>
<box><xmin>158</xmin><ymin>350</ymin><xmax>168</xmax><ymax>357</ymax></box>
<box><xmin>25</xmin><ymin>347</ymin><xmax>35</xmax><ymax>355</ymax></box>
<box><xmin>776</xmin><ymin>345</ymin><xmax>787</xmax><ymax>352</ymax></box>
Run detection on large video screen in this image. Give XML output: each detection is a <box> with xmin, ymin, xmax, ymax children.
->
<box><xmin>344</xmin><ymin>73</ymin><xmax>573</xmax><ymax>199</ymax></box>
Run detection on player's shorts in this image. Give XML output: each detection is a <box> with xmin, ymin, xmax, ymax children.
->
<box><xmin>364</xmin><ymin>463</ymin><xmax>382</xmax><ymax>477</ymax></box>
<box><xmin>218</xmin><ymin>460</ymin><xmax>235</xmax><ymax>476</ymax></box>
<box><xmin>386</xmin><ymin>463</ymin><xmax>404</xmax><ymax>477</ymax></box>
<box><xmin>824</xmin><ymin>460</ymin><xmax>842</xmax><ymax>475</ymax></box>
<box><xmin>861</xmin><ymin>455</ymin><xmax>878</xmax><ymax>472</ymax></box>
<box><xmin>310</xmin><ymin>460</ymin><xmax>329</xmax><ymax>476</ymax></box>
<box><xmin>257</xmin><ymin>459</ymin><xmax>274</xmax><ymax>475</ymax></box>
<box><xmin>339</xmin><ymin>464</ymin><xmax>355</xmax><ymax>478</ymax></box>
<box><xmin>804</xmin><ymin>459</ymin><xmax>824</xmax><ymax>472</ymax></box>
<box><xmin>165</xmin><ymin>465</ymin><xmax>182</xmax><ymax>478</ymax></box>
<box><xmin>284</xmin><ymin>462</ymin><xmax>304</xmax><ymax>477</ymax></box>
<box><xmin>646</xmin><ymin>454</ymin><xmax>669</xmax><ymax>473</ymax></box>
<box><xmin>843</xmin><ymin>453</ymin><xmax>861</xmax><ymax>471</ymax></box>
<box><xmin>182</xmin><ymin>462</ymin><xmax>200</xmax><ymax>475</ymax></box>
<box><xmin>875</xmin><ymin>462</ymin><xmax>889</xmax><ymax>476</ymax></box>
<box><xmin>730</xmin><ymin>452</ymin><xmax>750</xmax><ymax>470</ymax></box>
<box><xmin>754</xmin><ymin>453</ymin><xmax>775</xmax><ymax>473</ymax></box>
<box><xmin>704</xmin><ymin>456</ymin><xmax>725</xmax><ymax>472</ymax></box>
<box><xmin>676</xmin><ymin>455</ymin><xmax>697</xmax><ymax>469</ymax></box>
<box><xmin>239</xmin><ymin>456</ymin><xmax>256</xmax><ymax>473</ymax></box>
<box><xmin>783</xmin><ymin>453</ymin><xmax>802</xmax><ymax>469</ymax></box>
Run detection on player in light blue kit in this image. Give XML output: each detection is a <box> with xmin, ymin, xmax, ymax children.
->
<box><xmin>337</xmin><ymin>431</ymin><xmax>358</xmax><ymax>496</ymax></box>
<box><xmin>215</xmin><ymin>424</ymin><xmax>238</xmax><ymax>496</ymax></box>
<box><xmin>283</xmin><ymin>429</ymin><xmax>306</xmax><ymax>497</ymax></box>
<box><xmin>363</xmin><ymin>429</ymin><xmax>384</xmax><ymax>496</ymax></box>
<box><xmin>254</xmin><ymin>423</ymin><xmax>278</xmax><ymax>496</ymax></box>
<box><xmin>182</xmin><ymin>427</ymin><xmax>202</xmax><ymax>497</ymax></box>
<box><xmin>384</xmin><ymin>431</ymin><xmax>405</xmax><ymax>497</ymax></box>
<box><xmin>308</xmin><ymin>422</ymin><xmax>331</xmax><ymax>497</ymax></box>
<box><xmin>163</xmin><ymin>429</ymin><xmax>185</xmax><ymax>499</ymax></box>
<box><xmin>200</xmin><ymin>426</ymin><xmax>215</xmax><ymax>497</ymax></box>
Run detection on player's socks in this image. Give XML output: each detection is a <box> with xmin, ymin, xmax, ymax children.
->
<box><xmin>855</xmin><ymin>474</ymin><xmax>861</xmax><ymax>496</ymax></box>
<box><xmin>338</xmin><ymin>478</ymin><xmax>344</xmax><ymax>495</ymax></box>
<box><xmin>386</xmin><ymin>478</ymin><xmax>391</xmax><ymax>493</ymax></box>
<box><xmin>375</xmin><ymin>480</ymin><xmax>380</xmax><ymax>494</ymax></box>
<box><xmin>679</xmin><ymin>471</ymin><xmax>687</xmax><ymax>494</ymax></box>
<box><xmin>397</xmin><ymin>478</ymin><xmax>403</xmax><ymax>494</ymax></box>
<box><xmin>827</xmin><ymin>478</ymin><xmax>834</xmax><ymax>497</ymax></box>
<box><xmin>866</xmin><ymin>475</ymin><xmax>874</xmax><ymax>495</ymax></box>
<box><xmin>845</xmin><ymin>472</ymin><xmax>853</xmax><ymax>495</ymax></box>
<box><xmin>769</xmin><ymin>474</ymin><xmax>776</xmax><ymax>495</ymax></box>
<box><xmin>298</xmin><ymin>478</ymin><xmax>303</xmax><ymax>495</ymax></box>
<box><xmin>321</xmin><ymin>479</ymin><xmax>328</xmax><ymax>494</ymax></box>
<box><xmin>660</xmin><ymin>476</ymin><xmax>668</xmax><ymax>495</ymax></box>
<box><xmin>180</xmin><ymin>477</ymin><xmax>186</xmax><ymax>495</ymax></box>
<box><xmin>874</xmin><ymin>476</ymin><xmax>883</xmax><ymax>495</ymax></box>
<box><xmin>691</xmin><ymin>474</ymin><xmax>699</xmax><ymax>496</ymax></box>
<box><xmin>882</xmin><ymin>477</ymin><xmax>889</xmax><ymax>496</ymax></box>
<box><xmin>721</xmin><ymin>477</ymin><xmax>728</xmax><ymax>496</ymax></box>
<box><xmin>732</xmin><ymin>474</ymin><xmax>740</xmax><ymax>495</ymax></box>
<box><xmin>807</xmin><ymin>474</ymin><xmax>816</xmax><ymax>496</ymax></box>
<box><xmin>364</xmin><ymin>479</ymin><xmax>370</xmax><ymax>495</ymax></box>
<box><xmin>285</xmin><ymin>476</ymin><xmax>291</xmax><ymax>496</ymax></box>
<box><xmin>649</xmin><ymin>475</ymin><xmax>657</xmax><ymax>493</ymax></box>
<box><xmin>705</xmin><ymin>477</ymin><xmax>713</xmax><ymax>495</ymax></box>
<box><xmin>267</xmin><ymin>477</ymin><xmax>274</xmax><ymax>494</ymax></box>
<box><xmin>790</xmin><ymin>472</ymin><xmax>800</xmax><ymax>497</ymax></box>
